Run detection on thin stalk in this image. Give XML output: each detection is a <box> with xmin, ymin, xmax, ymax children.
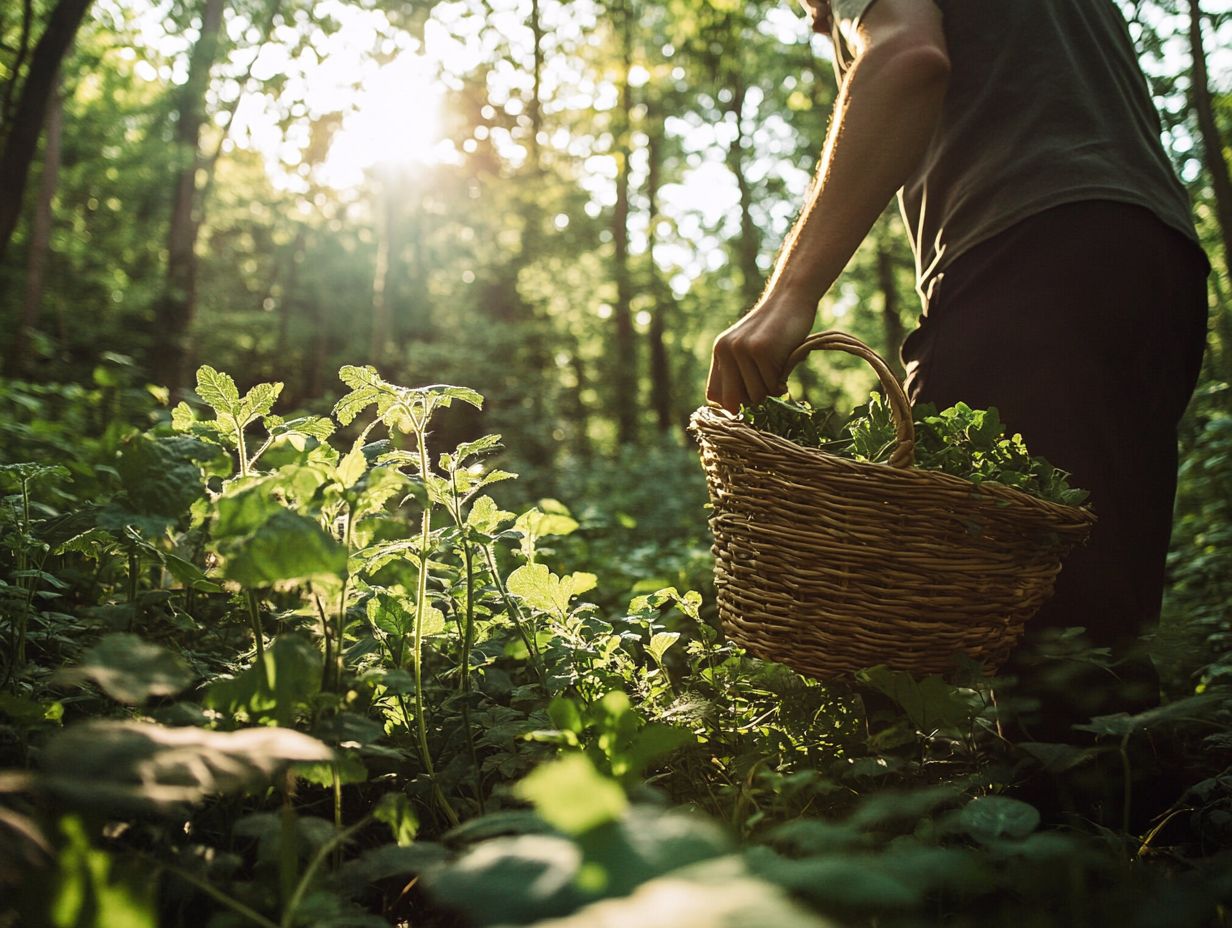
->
<box><xmin>1120</xmin><ymin>732</ymin><xmax>1134</xmax><ymax>837</ymax></box>
<box><xmin>482</xmin><ymin>543</ymin><xmax>545</xmax><ymax>684</ymax></box>
<box><xmin>334</xmin><ymin>504</ymin><xmax>353</xmax><ymax>689</ymax></box>
<box><xmin>278</xmin><ymin>772</ymin><xmax>297</xmax><ymax>913</ymax></box>
<box><xmin>410</xmin><ymin>418</ymin><xmax>459</xmax><ymax>828</ymax></box>
<box><xmin>126</xmin><ymin>544</ymin><xmax>139</xmax><ymax>633</ymax></box>
<box><xmin>246</xmin><ymin>590</ymin><xmax>266</xmax><ymax>664</ymax></box>
<box><xmin>5</xmin><ymin>479</ymin><xmax>34</xmax><ymax>687</ymax></box>
<box><xmin>148</xmin><ymin>856</ymin><xmax>279</xmax><ymax>928</ymax></box>
<box><xmin>314</xmin><ymin>594</ymin><xmax>333</xmax><ymax>690</ymax></box>
<box><xmin>448</xmin><ymin>470</ymin><xmax>485</xmax><ymax>812</ymax></box>
<box><xmin>332</xmin><ymin>764</ymin><xmax>344</xmax><ymax>868</ymax></box>
<box><xmin>280</xmin><ymin>814</ymin><xmax>372</xmax><ymax>928</ymax></box>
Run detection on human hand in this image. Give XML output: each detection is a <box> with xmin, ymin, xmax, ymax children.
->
<box><xmin>705</xmin><ymin>295</ymin><xmax>817</xmax><ymax>414</ymax></box>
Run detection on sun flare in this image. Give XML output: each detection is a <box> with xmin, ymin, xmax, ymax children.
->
<box><xmin>319</xmin><ymin>53</ymin><xmax>446</xmax><ymax>189</ymax></box>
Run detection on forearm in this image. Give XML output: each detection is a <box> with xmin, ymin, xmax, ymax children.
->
<box><xmin>763</xmin><ymin>39</ymin><xmax>949</xmax><ymax>305</ymax></box>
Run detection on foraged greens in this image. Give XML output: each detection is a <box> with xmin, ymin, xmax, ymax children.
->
<box><xmin>742</xmin><ymin>393</ymin><xmax>1090</xmax><ymax>507</ymax></box>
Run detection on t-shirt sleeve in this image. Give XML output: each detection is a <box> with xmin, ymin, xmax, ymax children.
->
<box><xmin>830</xmin><ymin>0</ymin><xmax>877</xmax><ymax>46</ymax></box>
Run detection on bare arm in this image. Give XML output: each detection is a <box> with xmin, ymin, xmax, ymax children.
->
<box><xmin>706</xmin><ymin>0</ymin><xmax>950</xmax><ymax>413</ymax></box>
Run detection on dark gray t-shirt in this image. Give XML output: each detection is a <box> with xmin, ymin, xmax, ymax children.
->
<box><xmin>830</xmin><ymin>0</ymin><xmax>1200</xmax><ymax>293</ymax></box>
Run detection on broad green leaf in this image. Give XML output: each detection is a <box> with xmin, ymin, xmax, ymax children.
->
<box><xmin>515</xmin><ymin>508</ymin><xmax>580</xmax><ymax>540</ymax></box>
<box><xmin>1072</xmin><ymin>692</ymin><xmax>1221</xmax><ymax>737</ymax></box>
<box><xmin>170</xmin><ymin>401</ymin><xmax>196</xmax><ymax>432</ymax></box>
<box><xmin>956</xmin><ymin>795</ymin><xmax>1040</xmax><ymax>843</ymax></box>
<box><xmin>450</xmin><ymin>433</ymin><xmax>503</xmax><ymax>465</ymax></box>
<box><xmin>336</xmin><ymin>443</ymin><xmax>368</xmax><ymax>489</ymax></box>
<box><xmin>162</xmin><ymin>552</ymin><xmax>221</xmax><ymax>592</ymax></box>
<box><xmin>367</xmin><ymin>593</ymin><xmax>413</xmax><ymax>637</ymax></box>
<box><xmin>373</xmin><ymin>793</ymin><xmax>419</xmax><ymax>846</ymax></box>
<box><xmin>507</xmin><ymin>563</ymin><xmax>576</xmax><ymax>617</ymax></box>
<box><xmin>467</xmin><ymin>495</ymin><xmax>515</xmax><ymax>534</ymax></box>
<box><xmin>205</xmin><ymin>635</ymin><xmax>323</xmax><ymax>726</ymax></box>
<box><xmin>548</xmin><ymin>696</ymin><xmax>584</xmax><ymax>734</ymax></box>
<box><xmin>418</xmin><ymin>604</ymin><xmax>447</xmax><ymax>637</ymax></box>
<box><xmin>213</xmin><ymin>482</ymin><xmax>282</xmax><ymax>538</ymax></box>
<box><xmin>514</xmin><ymin>754</ymin><xmax>628</xmax><ymax>835</ymax></box>
<box><xmin>747</xmin><ymin>846</ymin><xmax>920</xmax><ymax>912</ymax></box>
<box><xmin>60</xmin><ymin>634</ymin><xmax>193</xmax><ymax>705</ymax></box>
<box><xmin>334</xmin><ymin>364</ymin><xmax>388</xmax><ymax>425</ymax></box>
<box><xmin>41</xmin><ymin>720</ymin><xmax>332</xmax><ymax>814</ymax></box>
<box><xmin>194</xmin><ymin>365</ymin><xmax>240</xmax><ymax>415</ymax></box>
<box><xmin>528</xmin><ymin>856</ymin><xmax>829</xmax><ymax>928</ymax></box>
<box><xmin>424</xmin><ymin>834</ymin><xmax>586</xmax><ymax>925</ymax></box>
<box><xmin>237</xmin><ymin>381</ymin><xmax>283</xmax><ymax>423</ymax></box>
<box><xmin>856</xmin><ymin>666</ymin><xmax>976</xmax><ymax>732</ymax></box>
<box><xmin>115</xmin><ymin>435</ymin><xmax>212</xmax><ymax>521</ymax></box>
<box><xmin>569</xmin><ymin>572</ymin><xmax>598</xmax><ymax>596</ymax></box>
<box><xmin>647</xmin><ymin>632</ymin><xmax>681</xmax><ymax>666</ymax></box>
<box><xmin>222</xmin><ymin>510</ymin><xmax>348</xmax><ymax>586</ymax></box>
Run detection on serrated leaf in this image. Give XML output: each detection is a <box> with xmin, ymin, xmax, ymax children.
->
<box><xmin>195</xmin><ymin>365</ymin><xmax>240</xmax><ymax>415</ymax></box>
<box><xmin>507</xmin><ymin>563</ymin><xmax>576</xmax><ymax>617</ymax></box>
<box><xmin>238</xmin><ymin>381</ymin><xmax>283</xmax><ymax>423</ymax></box>
<box><xmin>171</xmin><ymin>402</ymin><xmax>196</xmax><ymax>432</ymax></box>
<box><xmin>467</xmin><ymin>495</ymin><xmax>515</xmax><ymax>534</ymax></box>
<box><xmin>333</xmin><ymin>365</ymin><xmax>386</xmax><ymax>425</ymax></box>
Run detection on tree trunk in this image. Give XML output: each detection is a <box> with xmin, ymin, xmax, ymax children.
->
<box><xmin>6</xmin><ymin>79</ymin><xmax>62</xmax><ymax>376</ymax></box>
<box><xmin>0</xmin><ymin>0</ymin><xmax>92</xmax><ymax>268</ymax></box>
<box><xmin>1188</xmin><ymin>0</ymin><xmax>1232</xmax><ymax>280</ymax></box>
<box><xmin>152</xmin><ymin>0</ymin><xmax>226</xmax><ymax>392</ymax></box>
<box><xmin>611</xmin><ymin>0</ymin><xmax>639</xmax><ymax>446</ymax></box>
<box><xmin>727</xmin><ymin>77</ymin><xmax>762</xmax><ymax>307</ymax></box>
<box><xmin>645</xmin><ymin>99</ymin><xmax>674</xmax><ymax>432</ymax></box>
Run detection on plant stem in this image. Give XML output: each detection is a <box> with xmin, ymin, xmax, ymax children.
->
<box><xmin>280</xmin><ymin>814</ymin><xmax>373</xmax><ymax>928</ymax></box>
<box><xmin>410</xmin><ymin>421</ymin><xmax>459</xmax><ymax>828</ymax></box>
<box><xmin>448</xmin><ymin>470</ymin><xmax>485</xmax><ymax>812</ymax></box>
<box><xmin>150</xmin><ymin>857</ymin><xmax>280</xmax><ymax>928</ymax></box>
<box><xmin>482</xmin><ymin>543</ymin><xmax>545</xmax><ymax>685</ymax></box>
<box><xmin>246</xmin><ymin>590</ymin><xmax>266</xmax><ymax>664</ymax></box>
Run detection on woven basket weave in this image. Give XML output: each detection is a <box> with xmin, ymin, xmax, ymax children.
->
<box><xmin>689</xmin><ymin>331</ymin><xmax>1096</xmax><ymax>679</ymax></box>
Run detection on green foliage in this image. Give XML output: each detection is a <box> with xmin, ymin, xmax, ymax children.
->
<box><xmin>743</xmin><ymin>393</ymin><xmax>1090</xmax><ymax>506</ymax></box>
<box><xmin>2</xmin><ymin>364</ymin><xmax>1231</xmax><ymax>928</ymax></box>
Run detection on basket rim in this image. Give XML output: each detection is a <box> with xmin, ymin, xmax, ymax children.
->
<box><xmin>689</xmin><ymin>404</ymin><xmax>1096</xmax><ymax>530</ymax></box>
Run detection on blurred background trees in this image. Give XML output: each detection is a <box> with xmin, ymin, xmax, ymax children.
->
<box><xmin>0</xmin><ymin>0</ymin><xmax>1229</xmax><ymax>495</ymax></box>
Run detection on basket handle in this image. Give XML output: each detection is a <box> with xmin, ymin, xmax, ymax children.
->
<box><xmin>784</xmin><ymin>331</ymin><xmax>916</xmax><ymax>468</ymax></box>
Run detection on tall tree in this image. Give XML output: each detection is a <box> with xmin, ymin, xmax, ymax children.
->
<box><xmin>1188</xmin><ymin>0</ymin><xmax>1232</xmax><ymax>279</ymax></box>
<box><xmin>152</xmin><ymin>0</ymin><xmax>226</xmax><ymax>391</ymax></box>
<box><xmin>0</xmin><ymin>0</ymin><xmax>92</xmax><ymax>267</ymax></box>
<box><xmin>6</xmin><ymin>79</ymin><xmax>62</xmax><ymax>375</ymax></box>
<box><xmin>610</xmin><ymin>0</ymin><xmax>640</xmax><ymax>445</ymax></box>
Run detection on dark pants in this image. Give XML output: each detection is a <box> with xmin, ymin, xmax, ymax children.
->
<box><xmin>902</xmin><ymin>200</ymin><xmax>1209</xmax><ymax>743</ymax></box>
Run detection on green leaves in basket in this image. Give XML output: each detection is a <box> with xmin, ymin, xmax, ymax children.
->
<box><xmin>740</xmin><ymin>393</ymin><xmax>1088</xmax><ymax>507</ymax></box>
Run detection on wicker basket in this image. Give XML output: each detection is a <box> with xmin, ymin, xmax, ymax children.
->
<box><xmin>689</xmin><ymin>331</ymin><xmax>1096</xmax><ymax>679</ymax></box>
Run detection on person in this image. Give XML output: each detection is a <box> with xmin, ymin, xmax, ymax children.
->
<box><xmin>705</xmin><ymin>0</ymin><xmax>1211</xmax><ymax>809</ymax></box>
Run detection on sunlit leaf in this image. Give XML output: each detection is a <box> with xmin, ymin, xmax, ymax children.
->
<box><xmin>194</xmin><ymin>365</ymin><xmax>240</xmax><ymax>416</ymax></box>
<box><xmin>515</xmin><ymin>754</ymin><xmax>628</xmax><ymax>835</ymax></box>
<box><xmin>41</xmin><ymin>721</ymin><xmax>332</xmax><ymax>814</ymax></box>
